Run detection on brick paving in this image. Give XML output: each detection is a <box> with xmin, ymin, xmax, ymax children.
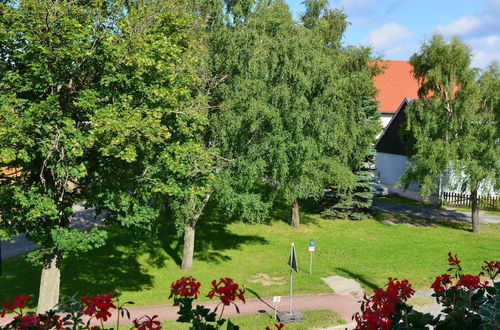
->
<box><xmin>0</xmin><ymin>292</ymin><xmax>361</xmax><ymax>327</ymax></box>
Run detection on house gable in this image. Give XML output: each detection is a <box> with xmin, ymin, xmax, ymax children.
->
<box><xmin>375</xmin><ymin>98</ymin><xmax>411</xmax><ymax>156</ymax></box>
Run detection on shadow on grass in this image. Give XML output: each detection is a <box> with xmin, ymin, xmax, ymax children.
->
<box><xmin>334</xmin><ymin>268</ymin><xmax>379</xmax><ymax>291</ymax></box>
<box><xmin>1</xmin><ymin>206</ymin><xmax>269</xmax><ymax>305</ymax></box>
<box><xmin>1</xmin><ymin>256</ymin><xmax>41</xmax><ymax>308</ymax></box>
<box><xmin>0</xmin><ymin>229</ymin><xmax>155</xmax><ymax>307</ymax></box>
<box><xmin>153</xmin><ymin>204</ymin><xmax>269</xmax><ymax>267</ymax></box>
<box><xmin>61</xmin><ymin>229</ymin><xmax>156</xmax><ymax>299</ymax></box>
<box><xmin>270</xmin><ymin>198</ymin><xmax>321</xmax><ymax>226</ymax></box>
<box><xmin>374</xmin><ymin>211</ymin><xmax>471</xmax><ymax>232</ymax></box>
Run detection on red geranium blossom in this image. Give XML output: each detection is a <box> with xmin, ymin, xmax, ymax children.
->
<box><xmin>454</xmin><ymin>274</ymin><xmax>488</xmax><ymax>290</ymax></box>
<box><xmin>1</xmin><ymin>295</ymin><xmax>30</xmax><ymax>317</ymax></box>
<box><xmin>80</xmin><ymin>293</ymin><xmax>116</xmax><ymax>321</ymax></box>
<box><xmin>12</xmin><ymin>313</ymin><xmax>63</xmax><ymax>329</ymax></box>
<box><xmin>266</xmin><ymin>323</ymin><xmax>285</xmax><ymax>330</ymax></box>
<box><xmin>447</xmin><ymin>252</ymin><xmax>460</xmax><ymax>266</ymax></box>
<box><xmin>482</xmin><ymin>260</ymin><xmax>500</xmax><ymax>279</ymax></box>
<box><xmin>132</xmin><ymin>314</ymin><xmax>162</xmax><ymax>330</ymax></box>
<box><xmin>431</xmin><ymin>274</ymin><xmax>452</xmax><ymax>292</ymax></box>
<box><xmin>354</xmin><ymin>278</ymin><xmax>415</xmax><ymax>330</ymax></box>
<box><xmin>170</xmin><ymin>276</ymin><xmax>201</xmax><ymax>299</ymax></box>
<box><xmin>207</xmin><ymin>277</ymin><xmax>245</xmax><ymax>306</ymax></box>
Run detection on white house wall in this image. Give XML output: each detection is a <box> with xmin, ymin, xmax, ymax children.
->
<box><xmin>375</xmin><ymin>152</ymin><xmax>419</xmax><ymax>190</ymax></box>
<box><xmin>380</xmin><ymin>114</ymin><xmax>394</xmax><ymax>128</ymax></box>
<box><xmin>375</xmin><ymin>152</ymin><xmax>441</xmax><ymax>203</ymax></box>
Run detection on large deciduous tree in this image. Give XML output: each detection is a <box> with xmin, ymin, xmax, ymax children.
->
<box><xmin>0</xmin><ymin>0</ymin><xmax>210</xmax><ymax>310</ymax></box>
<box><xmin>401</xmin><ymin>35</ymin><xmax>499</xmax><ymax>233</ymax></box>
<box><xmin>205</xmin><ymin>0</ymin><xmax>380</xmax><ymax>226</ymax></box>
<box><xmin>175</xmin><ymin>0</ymin><xmax>381</xmax><ymax>269</ymax></box>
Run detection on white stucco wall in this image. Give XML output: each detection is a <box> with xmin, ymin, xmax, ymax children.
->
<box><xmin>375</xmin><ymin>152</ymin><xmax>419</xmax><ymax>190</ymax></box>
<box><xmin>380</xmin><ymin>113</ymin><xmax>394</xmax><ymax>128</ymax></box>
<box><xmin>377</xmin><ymin>114</ymin><xmax>395</xmax><ymax>139</ymax></box>
<box><xmin>374</xmin><ymin>151</ymin><xmax>442</xmax><ymax>203</ymax></box>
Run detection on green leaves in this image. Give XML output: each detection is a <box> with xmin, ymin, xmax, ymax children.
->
<box><xmin>0</xmin><ymin>0</ymin><xmax>212</xmax><ymax>260</ymax></box>
<box><xmin>208</xmin><ymin>0</ymin><xmax>380</xmax><ymax>223</ymax></box>
<box><xmin>402</xmin><ymin>35</ymin><xmax>499</xmax><ymax>208</ymax></box>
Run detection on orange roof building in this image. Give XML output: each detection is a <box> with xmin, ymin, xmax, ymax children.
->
<box><xmin>372</xmin><ymin>60</ymin><xmax>420</xmax><ymax>128</ymax></box>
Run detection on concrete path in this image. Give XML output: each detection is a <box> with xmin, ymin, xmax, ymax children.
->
<box><xmin>374</xmin><ymin>200</ymin><xmax>500</xmax><ymax>224</ymax></box>
<box><xmin>1</xmin><ymin>203</ymin><xmax>105</xmax><ymax>260</ymax></box>
<box><xmin>0</xmin><ymin>292</ymin><xmax>362</xmax><ymax>327</ymax></box>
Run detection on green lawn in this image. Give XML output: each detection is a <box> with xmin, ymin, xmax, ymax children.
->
<box><xmin>139</xmin><ymin>309</ymin><xmax>344</xmax><ymax>330</ymax></box>
<box><xmin>2</xmin><ymin>206</ymin><xmax>499</xmax><ymax>309</ymax></box>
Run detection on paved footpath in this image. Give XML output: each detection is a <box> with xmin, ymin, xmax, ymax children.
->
<box><xmin>1</xmin><ymin>203</ymin><xmax>105</xmax><ymax>260</ymax></box>
<box><xmin>0</xmin><ymin>293</ymin><xmax>361</xmax><ymax>327</ymax></box>
<box><xmin>374</xmin><ymin>200</ymin><xmax>500</xmax><ymax>224</ymax></box>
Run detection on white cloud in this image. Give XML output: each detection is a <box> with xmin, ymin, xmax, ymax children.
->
<box><xmin>338</xmin><ymin>0</ymin><xmax>375</xmax><ymax>8</ymax></box>
<box><xmin>385</xmin><ymin>44</ymin><xmax>419</xmax><ymax>58</ymax></box>
<box><xmin>333</xmin><ymin>0</ymin><xmax>375</xmax><ymax>15</ymax></box>
<box><xmin>435</xmin><ymin>16</ymin><xmax>482</xmax><ymax>36</ymax></box>
<box><xmin>468</xmin><ymin>35</ymin><xmax>500</xmax><ymax>68</ymax></box>
<box><xmin>362</xmin><ymin>23</ymin><xmax>413</xmax><ymax>49</ymax></box>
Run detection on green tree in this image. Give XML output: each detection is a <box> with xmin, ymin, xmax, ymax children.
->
<box><xmin>322</xmin><ymin>149</ymin><xmax>377</xmax><ymax>220</ymax></box>
<box><xmin>209</xmin><ymin>0</ymin><xmax>380</xmax><ymax>227</ymax></box>
<box><xmin>401</xmin><ymin>35</ymin><xmax>500</xmax><ymax>233</ymax></box>
<box><xmin>174</xmin><ymin>0</ymin><xmax>381</xmax><ymax>269</ymax></box>
<box><xmin>0</xmin><ymin>0</ymin><xmax>210</xmax><ymax>310</ymax></box>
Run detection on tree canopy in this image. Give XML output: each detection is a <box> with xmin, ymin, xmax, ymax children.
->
<box><xmin>401</xmin><ymin>35</ymin><xmax>500</xmax><ymax>232</ymax></box>
<box><xmin>206</xmin><ymin>0</ymin><xmax>380</xmax><ymax>227</ymax></box>
<box><xmin>0</xmin><ymin>0</ymin><xmax>211</xmax><ymax>310</ymax></box>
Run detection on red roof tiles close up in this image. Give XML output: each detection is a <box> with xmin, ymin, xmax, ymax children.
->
<box><xmin>372</xmin><ymin>60</ymin><xmax>420</xmax><ymax>113</ymax></box>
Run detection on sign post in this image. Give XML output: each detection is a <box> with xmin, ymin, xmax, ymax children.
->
<box><xmin>273</xmin><ymin>296</ymin><xmax>281</xmax><ymax>320</ymax></box>
<box><xmin>308</xmin><ymin>240</ymin><xmax>315</xmax><ymax>275</ymax></box>
<box><xmin>278</xmin><ymin>242</ymin><xmax>304</xmax><ymax>323</ymax></box>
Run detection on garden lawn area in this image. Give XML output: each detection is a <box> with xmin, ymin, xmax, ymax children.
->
<box><xmin>157</xmin><ymin>309</ymin><xmax>344</xmax><ymax>329</ymax></box>
<box><xmin>2</xmin><ymin>206</ymin><xmax>499</xmax><ymax>309</ymax></box>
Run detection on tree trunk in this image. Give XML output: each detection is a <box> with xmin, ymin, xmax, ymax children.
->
<box><xmin>291</xmin><ymin>199</ymin><xmax>300</xmax><ymax>227</ymax></box>
<box><xmin>36</xmin><ymin>252</ymin><xmax>62</xmax><ymax>313</ymax></box>
<box><xmin>180</xmin><ymin>194</ymin><xmax>211</xmax><ymax>270</ymax></box>
<box><xmin>470</xmin><ymin>189</ymin><xmax>480</xmax><ymax>233</ymax></box>
<box><xmin>181</xmin><ymin>221</ymin><xmax>196</xmax><ymax>270</ymax></box>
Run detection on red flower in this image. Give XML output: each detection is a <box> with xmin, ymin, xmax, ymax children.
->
<box><xmin>170</xmin><ymin>276</ymin><xmax>201</xmax><ymax>299</ymax></box>
<box><xmin>447</xmin><ymin>252</ymin><xmax>460</xmax><ymax>266</ymax></box>
<box><xmin>454</xmin><ymin>274</ymin><xmax>487</xmax><ymax>290</ymax></box>
<box><xmin>1</xmin><ymin>295</ymin><xmax>30</xmax><ymax>317</ymax></box>
<box><xmin>207</xmin><ymin>277</ymin><xmax>245</xmax><ymax>306</ymax></box>
<box><xmin>80</xmin><ymin>293</ymin><xmax>116</xmax><ymax>321</ymax></box>
<box><xmin>132</xmin><ymin>314</ymin><xmax>162</xmax><ymax>330</ymax></box>
<box><xmin>431</xmin><ymin>274</ymin><xmax>452</xmax><ymax>292</ymax></box>
<box><xmin>482</xmin><ymin>260</ymin><xmax>500</xmax><ymax>279</ymax></box>
<box><xmin>14</xmin><ymin>314</ymin><xmax>41</xmax><ymax>328</ymax></box>
<box><xmin>266</xmin><ymin>323</ymin><xmax>285</xmax><ymax>330</ymax></box>
<box><xmin>354</xmin><ymin>278</ymin><xmax>414</xmax><ymax>330</ymax></box>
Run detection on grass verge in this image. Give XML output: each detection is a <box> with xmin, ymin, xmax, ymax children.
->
<box><xmin>157</xmin><ymin>309</ymin><xmax>344</xmax><ymax>329</ymax></box>
<box><xmin>2</xmin><ymin>206</ymin><xmax>499</xmax><ymax>309</ymax></box>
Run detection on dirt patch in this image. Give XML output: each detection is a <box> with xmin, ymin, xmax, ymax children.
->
<box><xmin>249</xmin><ymin>273</ymin><xmax>286</xmax><ymax>286</ymax></box>
<box><xmin>382</xmin><ymin>215</ymin><xmax>435</xmax><ymax>227</ymax></box>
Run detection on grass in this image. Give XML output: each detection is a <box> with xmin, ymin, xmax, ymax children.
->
<box><xmin>377</xmin><ymin>194</ymin><xmax>440</xmax><ymax>209</ymax></box>
<box><xmin>155</xmin><ymin>309</ymin><xmax>344</xmax><ymax>329</ymax></box>
<box><xmin>443</xmin><ymin>206</ymin><xmax>500</xmax><ymax>216</ymax></box>
<box><xmin>2</xmin><ymin>203</ymin><xmax>499</xmax><ymax>310</ymax></box>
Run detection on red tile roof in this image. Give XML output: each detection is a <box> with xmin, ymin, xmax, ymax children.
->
<box><xmin>372</xmin><ymin>60</ymin><xmax>420</xmax><ymax>113</ymax></box>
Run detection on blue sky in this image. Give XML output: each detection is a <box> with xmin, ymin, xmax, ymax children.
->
<box><xmin>285</xmin><ymin>0</ymin><xmax>500</xmax><ymax>68</ymax></box>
